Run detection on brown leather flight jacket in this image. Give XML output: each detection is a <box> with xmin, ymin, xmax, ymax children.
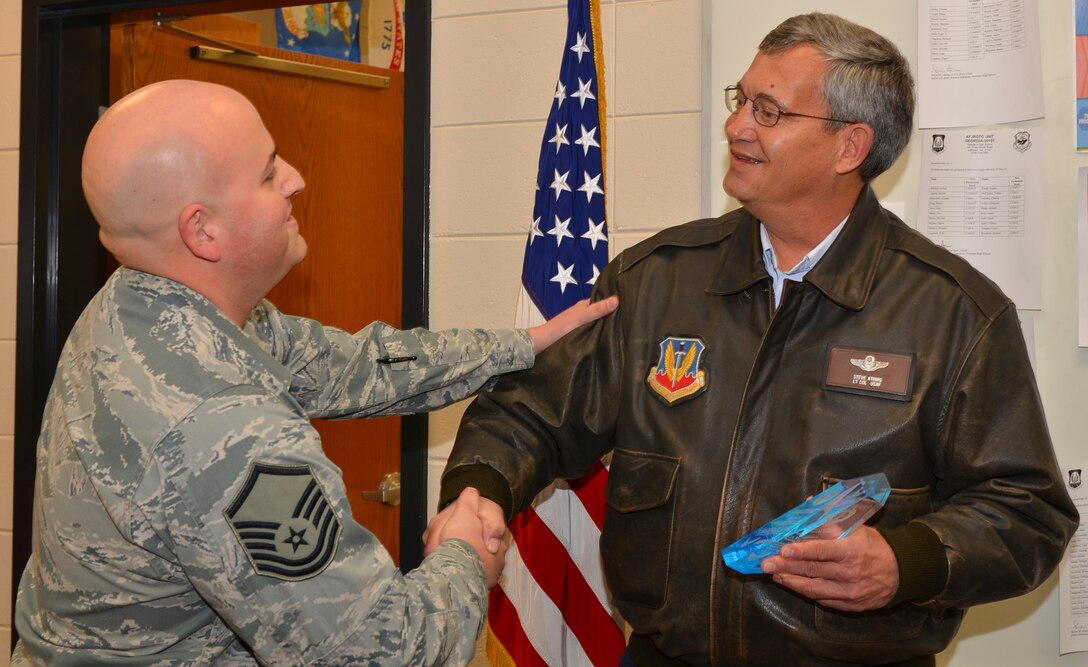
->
<box><xmin>442</xmin><ymin>187</ymin><xmax>1078</xmax><ymax>666</ymax></box>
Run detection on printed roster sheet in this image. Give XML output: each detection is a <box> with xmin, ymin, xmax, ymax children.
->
<box><xmin>918</xmin><ymin>0</ymin><xmax>1044</xmax><ymax>128</ymax></box>
<box><xmin>1061</xmin><ymin>465</ymin><xmax>1088</xmax><ymax>654</ymax></box>
<box><xmin>918</xmin><ymin>128</ymin><xmax>1043</xmax><ymax>310</ymax></box>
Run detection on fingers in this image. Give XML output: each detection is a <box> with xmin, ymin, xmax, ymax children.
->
<box><xmin>422</xmin><ymin>488</ymin><xmax>480</xmax><ymax>554</ymax></box>
<box><xmin>422</xmin><ymin>503</ymin><xmax>457</xmax><ymax>556</ymax></box>
<box><xmin>567</xmin><ymin>296</ymin><xmax>619</xmax><ymax>332</ymax></box>
<box><xmin>423</xmin><ymin>488</ymin><xmax>509</xmax><ymax>562</ymax></box>
<box><xmin>761</xmin><ymin>536</ymin><xmax>840</xmax><ymax>572</ymax></box>
<box><xmin>478</xmin><ymin>496</ymin><xmax>507</xmax><ymax>554</ymax></box>
<box><xmin>454</xmin><ymin>487</ymin><xmax>480</xmax><ymax>513</ymax></box>
<box><xmin>450</xmin><ymin>488</ymin><xmax>505</xmax><ymax>554</ymax></box>
<box><xmin>581</xmin><ymin>295</ymin><xmax>619</xmax><ymax>321</ymax></box>
<box><xmin>440</xmin><ymin>488</ymin><xmax>507</xmax><ymax>587</ymax></box>
<box><xmin>780</xmin><ymin>536</ymin><xmax>849</xmax><ymax>565</ymax></box>
<box><xmin>527</xmin><ymin>295</ymin><xmax>619</xmax><ymax>353</ymax></box>
<box><xmin>772</xmin><ymin>571</ymin><xmax>841</xmax><ymax>600</ymax></box>
<box><xmin>759</xmin><ymin>527</ymin><xmax>899</xmax><ymax>612</ymax></box>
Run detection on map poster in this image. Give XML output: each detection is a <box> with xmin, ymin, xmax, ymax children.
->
<box><xmin>276</xmin><ymin>2</ymin><xmax>363</xmax><ymax>63</ymax></box>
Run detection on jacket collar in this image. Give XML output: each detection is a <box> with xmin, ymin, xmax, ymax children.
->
<box><xmin>707</xmin><ymin>186</ymin><xmax>888</xmax><ymax>311</ymax></box>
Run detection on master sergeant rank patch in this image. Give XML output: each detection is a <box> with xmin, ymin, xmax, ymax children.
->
<box><xmin>225</xmin><ymin>462</ymin><xmax>342</xmax><ymax>581</ymax></box>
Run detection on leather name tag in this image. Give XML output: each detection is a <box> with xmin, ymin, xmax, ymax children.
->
<box><xmin>823</xmin><ymin>345</ymin><xmax>914</xmax><ymax>401</ymax></box>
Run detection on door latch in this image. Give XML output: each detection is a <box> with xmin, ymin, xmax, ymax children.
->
<box><xmin>362</xmin><ymin>472</ymin><xmax>401</xmax><ymax>506</ymax></box>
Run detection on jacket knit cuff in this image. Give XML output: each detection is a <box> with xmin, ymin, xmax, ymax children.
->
<box><xmin>439</xmin><ymin>464</ymin><xmax>515</xmax><ymax>520</ymax></box>
<box><xmin>877</xmin><ymin>522</ymin><xmax>948</xmax><ymax>608</ymax></box>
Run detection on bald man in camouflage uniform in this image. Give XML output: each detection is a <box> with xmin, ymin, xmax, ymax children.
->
<box><xmin>11</xmin><ymin>80</ymin><xmax>617</xmax><ymax>666</ymax></box>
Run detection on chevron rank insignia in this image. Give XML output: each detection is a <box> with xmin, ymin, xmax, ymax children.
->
<box><xmin>647</xmin><ymin>336</ymin><xmax>707</xmax><ymax>404</ymax></box>
<box><xmin>225</xmin><ymin>462</ymin><xmax>341</xmax><ymax>581</ymax></box>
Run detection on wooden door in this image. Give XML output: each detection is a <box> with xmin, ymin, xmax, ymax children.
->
<box><xmin>111</xmin><ymin>15</ymin><xmax>405</xmax><ymax>561</ymax></box>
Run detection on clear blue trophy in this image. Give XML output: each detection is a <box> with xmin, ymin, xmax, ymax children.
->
<box><xmin>721</xmin><ymin>473</ymin><xmax>891</xmax><ymax>575</ymax></box>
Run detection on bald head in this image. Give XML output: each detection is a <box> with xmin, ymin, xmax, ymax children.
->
<box><xmin>83</xmin><ymin>80</ymin><xmax>262</xmax><ymax>267</ymax></box>
<box><xmin>83</xmin><ymin>80</ymin><xmax>308</xmax><ymax>323</ymax></box>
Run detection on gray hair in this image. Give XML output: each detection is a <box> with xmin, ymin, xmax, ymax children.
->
<box><xmin>759</xmin><ymin>13</ymin><xmax>914</xmax><ymax>182</ymax></box>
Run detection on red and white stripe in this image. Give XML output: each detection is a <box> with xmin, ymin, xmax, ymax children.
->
<box><xmin>485</xmin><ymin>289</ymin><xmax>625</xmax><ymax>666</ymax></box>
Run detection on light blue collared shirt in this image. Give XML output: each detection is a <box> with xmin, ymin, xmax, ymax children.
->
<box><xmin>760</xmin><ymin>216</ymin><xmax>848</xmax><ymax>308</ymax></box>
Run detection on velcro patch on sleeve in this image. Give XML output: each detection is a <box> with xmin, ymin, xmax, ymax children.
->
<box><xmin>224</xmin><ymin>462</ymin><xmax>342</xmax><ymax>581</ymax></box>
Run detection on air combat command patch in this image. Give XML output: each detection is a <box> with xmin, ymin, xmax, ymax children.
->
<box><xmin>225</xmin><ymin>462</ymin><xmax>342</xmax><ymax>581</ymax></box>
<box><xmin>647</xmin><ymin>336</ymin><xmax>707</xmax><ymax>404</ymax></box>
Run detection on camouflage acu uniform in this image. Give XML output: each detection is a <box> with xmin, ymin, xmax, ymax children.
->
<box><xmin>12</xmin><ymin>268</ymin><xmax>534</xmax><ymax>666</ymax></box>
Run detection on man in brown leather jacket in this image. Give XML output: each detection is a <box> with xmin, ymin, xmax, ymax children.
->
<box><xmin>436</xmin><ymin>13</ymin><xmax>1078</xmax><ymax>667</ymax></box>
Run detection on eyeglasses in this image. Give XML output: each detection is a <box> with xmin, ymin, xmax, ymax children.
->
<box><xmin>724</xmin><ymin>85</ymin><xmax>857</xmax><ymax>127</ymax></box>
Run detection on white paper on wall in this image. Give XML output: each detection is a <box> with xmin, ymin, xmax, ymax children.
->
<box><xmin>1061</xmin><ymin>464</ymin><xmax>1088</xmax><ymax>654</ymax></box>
<box><xmin>917</xmin><ymin>0</ymin><xmax>1044</xmax><ymax>128</ymax></box>
<box><xmin>1079</xmin><ymin>167</ymin><xmax>1088</xmax><ymax>347</ymax></box>
<box><xmin>918</xmin><ymin>128</ymin><xmax>1044</xmax><ymax>310</ymax></box>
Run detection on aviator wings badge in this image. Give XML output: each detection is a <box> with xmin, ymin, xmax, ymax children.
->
<box><xmin>850</xmin><ymin>355</ymin><xmax>890</xmax><ymax>372</ymax></box>
<box><xmin>647</xmin><ymin>336</ymin><xmax>707</xmax><ymax>404</ymax></box>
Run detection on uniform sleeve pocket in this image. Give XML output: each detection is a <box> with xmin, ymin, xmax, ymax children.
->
<box><xmin>601</xmin><ymin>449</ymin><xmax>681</xmax><ymax>608</ymax></box>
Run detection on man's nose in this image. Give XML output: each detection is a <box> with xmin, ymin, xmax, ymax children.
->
<box><xmin>280</xmin><ymin>158</ymin><xmax>305</xmax><ymax>196</ymax></box>
<box><xmin>725</xmin><ymin>106</ymin><xmax>756</xmax><ymax>142</ymax></box>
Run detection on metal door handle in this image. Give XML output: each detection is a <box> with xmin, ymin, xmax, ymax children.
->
<box><xmin>362</xmin><ymin>472</ymin><xmax>401</xmax><ymax>506</ymax></box>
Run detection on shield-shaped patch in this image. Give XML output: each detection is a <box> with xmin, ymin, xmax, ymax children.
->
<box><xmin>646</xmin><ymin>336</ymin><xmax>707</xmax><ymax>404</ymax></box>
<box><xmin>225</xmin><ymin>462</ymin><xmax>341</xmax><ymax>581</ymax></box>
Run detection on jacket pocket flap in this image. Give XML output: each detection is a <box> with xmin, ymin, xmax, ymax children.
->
<box><xmin>606</xmin><ymin>448</ymin><xmax>681</xmax><ymax>513</ymax></box>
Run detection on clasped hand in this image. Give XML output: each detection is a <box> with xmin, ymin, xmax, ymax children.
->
<box><xmin>759</xmin><ymin>525</ymin><xmax>899</xmax><ymax>612</ymax></box>
<box><xmin>423</xmin><ymin>489</ymin><xmax>508</xmax><ymax>587</ymax></box>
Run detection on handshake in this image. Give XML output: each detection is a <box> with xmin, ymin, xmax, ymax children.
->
<box><xmin>422</xmin><ymin>488</ymin><xmax>509</xmax><ymax>587</ymax></box>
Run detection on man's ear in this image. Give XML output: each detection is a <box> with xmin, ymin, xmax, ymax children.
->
<box><xmin>178</xmin><ymin>204</ymin><xmax>221</xmax><ymax>262</ymax></box>
<box><xmin>836</xmin><ymin>123</ymin><xmax>874</xmax><ymax>176</ymax></box>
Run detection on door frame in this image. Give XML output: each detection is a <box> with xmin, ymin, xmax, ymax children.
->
<box><xmin>13</xmin><ymin>0</ymin><xmax>432</xmax><ymax>633</ymax></box>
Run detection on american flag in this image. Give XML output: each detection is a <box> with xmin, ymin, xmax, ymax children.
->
<box><xmin>485</xmin><ymin>1</ymin><xmax>625</xmax><ymax>665</ymax></box>
<box><xmin>518</xmin><ymin>0</ymin><xmax>610</xmax><ymax>321</ymax></box>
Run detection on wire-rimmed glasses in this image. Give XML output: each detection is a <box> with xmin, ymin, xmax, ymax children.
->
<box><xmin>724</xmin><ymin>85</ymin><xmax>858</xmax><ymax>127</ymax></box>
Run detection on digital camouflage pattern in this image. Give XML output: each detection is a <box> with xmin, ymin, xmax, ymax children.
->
<box><xmin>13</xmin><ymin>267</ymin><xmax>534</xmax><ymax>666</ymax></box>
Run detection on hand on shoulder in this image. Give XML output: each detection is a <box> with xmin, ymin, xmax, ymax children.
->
<box><xmin>528</xmin><ymin>295</ymin><xmax>619</xmax><ymax>353</ymax></box>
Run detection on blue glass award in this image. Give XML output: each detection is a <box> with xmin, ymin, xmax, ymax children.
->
<box><xmin>721</xmin><ymin>473</ymin><xmax>891</xmax><ymax>575</ymax></box>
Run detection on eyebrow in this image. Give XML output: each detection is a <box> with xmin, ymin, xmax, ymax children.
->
<box><xmin>737</xmin><ymin>83</ymin><xmax>787</xmax><ymax>110</ymax></box>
